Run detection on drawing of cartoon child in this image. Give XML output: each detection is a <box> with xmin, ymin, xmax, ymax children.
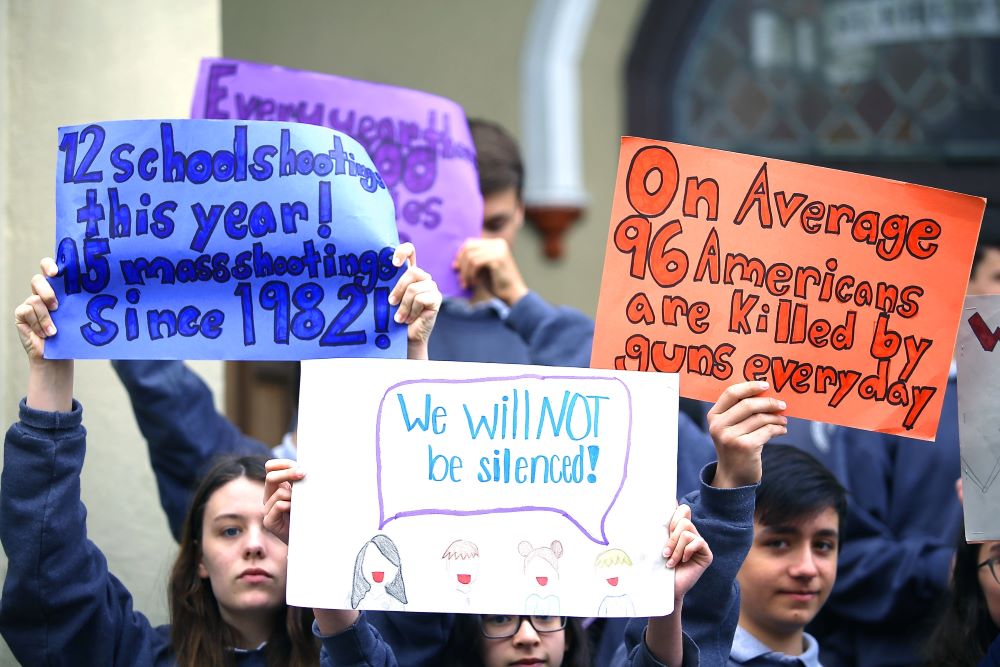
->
<box><xmin>518</xmin><ymin>540</ymin><xmax>563</xmax><ymax>615</ymax></box>
<box><xmin>441</xmin><ymin>539</ymin><xmax>481</xmax><ymax>606</ymax></box>
<box><xmin>351</xmin><ymin>534</ymin><xmax>408</xmax><ymax>610</ymax></box>
<box><xmin>594</xmin><ymin>547</ymin><xmax>635</xmax><ymax>616</ymax></box>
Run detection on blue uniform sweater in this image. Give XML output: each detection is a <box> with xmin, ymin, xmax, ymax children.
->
<box><xmin>427</xmin><ymin>291</ymin><xmax>596</xmax><ymax>367</ymax></box>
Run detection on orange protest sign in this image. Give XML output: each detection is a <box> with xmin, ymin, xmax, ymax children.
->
<box><xmin>591</xmin><ymin>137</ymin><xmax>986</xmax><ymax>440</ymax></box>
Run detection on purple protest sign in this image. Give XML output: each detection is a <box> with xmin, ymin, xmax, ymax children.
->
<box><xmin>192</xmin><ymin>58</ymin><xmax>483</xmax><ymax>296</ymax></box>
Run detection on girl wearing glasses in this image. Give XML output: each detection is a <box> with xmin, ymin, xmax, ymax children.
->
<box><xmin>263</xmin><ymin>460</ymin><xmax>713</xmax><ymax>666</ymax></box>
<box><xmin>924</xmin><ymin>537</ymin><xmax>1000</xmax><ymax>665</ymax></box>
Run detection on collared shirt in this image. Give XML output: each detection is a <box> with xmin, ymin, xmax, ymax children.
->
<box><xmin>728</xmin><ymin>626</ymin><xmax>823</xmax><ymax>666</ymax></box>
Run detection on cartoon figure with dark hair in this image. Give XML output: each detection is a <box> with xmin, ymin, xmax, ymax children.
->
<box><xmin>518</xmin><ymin>539</ymin><xmax>563</xmax><ymax>615</ymax></box>
<box><xmin>594</xmin><ymin>547</ymin><xmax>635</xmax><ymax>616</ymax></box>
<box><xmin>351</xmin><ymin>534</ymin><xmax>408</xmax><ymax>610</ymax></box>
<box><xmin>441</xmin><ymin>538</ymin><xmax>481</xmax><ymax>606</ymax></box>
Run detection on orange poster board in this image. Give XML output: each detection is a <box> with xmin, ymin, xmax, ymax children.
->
<box><xmin>591</xmin><ymin>137</ymin><xmax>986</xmax><ymax>440</ymax></box>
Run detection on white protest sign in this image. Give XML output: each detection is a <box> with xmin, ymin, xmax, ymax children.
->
<box><xmin>286</xmin><ymin>358</ymin><xmax>679</xmax><ymax>617</ymax></box>
<box><xmin>957</xmin><ymin>294</ymin><xmax>1000</xmax><ymax>541</ymax></box>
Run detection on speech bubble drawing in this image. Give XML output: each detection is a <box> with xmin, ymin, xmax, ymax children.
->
<box><xmin>375</xmin><ymin>374</ymin><xmax>633</xmax><ymax>545</ymax></box>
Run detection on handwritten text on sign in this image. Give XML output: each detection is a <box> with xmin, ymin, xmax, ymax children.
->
<box><xmin>379</xmin><ymin>375</ymin><xmax>632</xmax><ymax>545</ymax></box>
<box><xmin>46</xmin><ymin>119</ymin><xmax>404</xmax><ymax>360</ymax></box>
<box><xmin>288</xmin><ymin>359</ymin><xmax>679</xmax><ymax>617</ymax></box>
<box><xmin>591</xmin><ymin>138</ymin><xmax>985</xmax><ymax>439</ymax></box>
<box><xmin>192</xmin><ymin>58</ymin><xmax>483</xmax><ymax>297</ymax></box>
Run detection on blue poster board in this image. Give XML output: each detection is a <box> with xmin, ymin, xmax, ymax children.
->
<box><xmin>45</xmin><ymin>119</ymin><xmax>405</xmax><ymax>360</ymax></box>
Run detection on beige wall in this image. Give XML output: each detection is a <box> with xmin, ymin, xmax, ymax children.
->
<box><xmin>221</xmin><ymin>0</ymin><xmax>646</xmax><ymax>316</ymax></box>
<box><xmin>0</xmin><ymin>1</ymin><xmax>222</xmax><ymax>663</ymax></box>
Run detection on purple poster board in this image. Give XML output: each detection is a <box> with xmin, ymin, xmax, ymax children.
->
<box><xmin>46</xmin><ymin>119</ymin><xmax>406</xmax><ymax>361</ymax></box>
<box><xmin>191</xmin><ymin>58</ymin><xmax>483</xmax><ymax>296</ymax></box>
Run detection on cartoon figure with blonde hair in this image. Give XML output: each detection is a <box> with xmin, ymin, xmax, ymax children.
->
<box><xmin>441</xmin><ymin>538</ymin><xmax>481</xmax><ymax>606</ymax></box>
<box><xmin>518</xmin><ymin>539</ymin><xmax>563</xmax><ymax>615</ymax></box>
<box><xmin>595</xmin><ymin>547</ymin><xmax>635</xmax><ymax>616</ymax></box>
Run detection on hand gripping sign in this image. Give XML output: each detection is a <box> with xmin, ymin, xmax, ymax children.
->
<box><xmin>192</xmin><ymin>58</ymin><xmax>484</xmax><ymax>297</ymax></box>
<box><xmin>286</xmin><ymin>358</ymin><xmax>680</xmax><ymax>617</ymax></box>
<box><xmin>46</xmin><ymin>119</ymin><xmax>406</xmax><ymax>360</ymax></box>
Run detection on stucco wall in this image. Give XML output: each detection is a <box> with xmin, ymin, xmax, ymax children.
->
<box><xmin>0</xmin><ymin>1</ymin><xmax>222</xmax><ymax>663</ymax></box>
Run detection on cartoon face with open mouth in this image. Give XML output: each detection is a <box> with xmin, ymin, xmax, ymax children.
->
<box><xmin>595</xmin><ymin>547</ymin><xmax>632</xmax><ymax>590</ymax></box>
<box><xmin>364</xmin><ymin>545</ymin><xmax>396</xmax><ymax>587</ymax></box>
<box><xmin>351</xmin><ymin>535</ymin><xmax>408</xmax><ymax>610</ymax></box>
<box><xmin>519</xmin><ymin>540</ymin><xmax>564</xmax><ymax>615</ymax></box>
<box><xmin>594</xmin><ymin>547</ymin><xmax>635</xmax><ymax>616</ymax></box>
<box><xmin>442</xmin><ymin>538</ymin><xmax>481</xmax><ymax>598</ymax></box>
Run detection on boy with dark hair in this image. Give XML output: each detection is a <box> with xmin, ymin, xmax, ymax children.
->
<box><xmin>429</xmin><ymin>117</ymin><xmax>596</xmax><ymax>368</ymax></box>
<box><xmin>731</xmin><ymin>444</ymin><xmax>846</xmax><ymax>666</ymax></box>
<box><xmin>469</xmin><ymin>118</ymin><xmax>524</xmax><ymax>201</ymax></box>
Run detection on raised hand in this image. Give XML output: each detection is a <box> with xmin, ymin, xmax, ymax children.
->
<box><xmin>14</xmin><ymin>258</ymin><xmax>60</xmax><ymax>361</ymax></box>
<box><xmin>262</xmin><ymin>458</ymin><xmax>305</xmax><ymax>544</ymax></box>
<box><xmin>452</xmin><ymin>237</ymin><xmax>528</xmax><ymax>306</ymax></box>
<box><xmin>706</xmin><ymin>381</ymin><xmax>787</xmax><ymax>488</ymax></box>
<box><xmin>15</xmin><ymin>257</ymin><xmax>72</xmax><ymax>412</ymax></box>
<box><xmin>388</xmin><ymin>243</ymin><xmax>441</xmax><ymax>360</ymax></box>
<box><xmin>663</xmin><ymin>503</ymin><xmax>713</xmax><ymax>602</ymax></box>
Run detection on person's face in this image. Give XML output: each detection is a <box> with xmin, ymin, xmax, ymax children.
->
<box><xmin>362</xmin><ymin>542</ymin><xmax>399</xmax><ymax>588</ymax></box>
<box><xmin>482</xmin><ymin>187</ymin><xmax>524</xmax><ymax>246</ymax></box>
<box><xmin>480</xmin><ymin>617</ymin><xmax>567</xmax><ymax>667</ymax></box>
<box><xmin>197</xmin><ymin>477</ymin><xmax>288</xmax><ymax>623</ymax></box>
<box><xmin>736</xmin><ymin>508</ymin><xmax>839</xmax><ymax>645</ymax></box>
<box><xmin>969</xmin><ymin>247</ymin><xmax>1000</xmax><ymax>295</ymax></box>
<box><xmin>977</xmin><ymin>542</ymin><xmax>1000</xmax><ymax>626</ymax></box>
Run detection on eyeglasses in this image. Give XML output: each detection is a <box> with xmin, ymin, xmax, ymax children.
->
<box><xmin>479</xmin><ymin>614</ymin><xmax>567</xmax><ymax>639</ymax></box>
<box><xmin>979</xmin><ymin>556</ymin><xmax>1000</xmax><ymax>585</ymax></box>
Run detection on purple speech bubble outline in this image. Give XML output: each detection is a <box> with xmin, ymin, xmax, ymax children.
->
<box><xmin>374</xmin><ymin>373</ymin><xmax>633</xmax><ymax>545</ymax></box>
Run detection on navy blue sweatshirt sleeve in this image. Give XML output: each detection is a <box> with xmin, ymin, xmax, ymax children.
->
<box><xmin>314</xmin><ymin>611</ymin><xmax>453</xmax><ymax>666</ymax></box>
<box><xmin>0</xmin><ymin>400</ymin><xmax>170</xmax><ymax>666</ymax></box>
<box><xmin>504</xmin><ymin>291</ymin><xmax>595</xmax><ymax>368</ymax></box>
<box><xmin>112</xmin><ymin>360</ymin><xmax>271</xmax><ymax>539</ymax></box>
<box><xmin>316</xmin><ymin>613</ymin><xmax>398</xmax><ymax>667</ymax></box>
<box><xmin>620</xmin><ymin>463</ymin><xmax>756</xmax><ymax>667</ymax></box>
<box><xmin>617</xmin><ymin>631</ymin><xmax>700</xmax><ymax>667</ymax></box>
<box><xmin>364</xmin><ymin>611</ymin><xmax>454</xmax><ymax>666</ymax></box>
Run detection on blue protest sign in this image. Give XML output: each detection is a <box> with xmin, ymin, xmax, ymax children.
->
<box><xmin>45</xmin><ymin>119</ymin><xmax>405</xmax><ymax>360</ymax></box>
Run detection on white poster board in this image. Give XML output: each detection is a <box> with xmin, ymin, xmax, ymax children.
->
<box><xmin>957</xmin><ymin>295</ymin><xmax>1000</xmax><ymax>542</ymax></box>
<box><xmin>286</xmin><ymin>358</ymin><xmax>680</xmax><ymax>617</ymax></box>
